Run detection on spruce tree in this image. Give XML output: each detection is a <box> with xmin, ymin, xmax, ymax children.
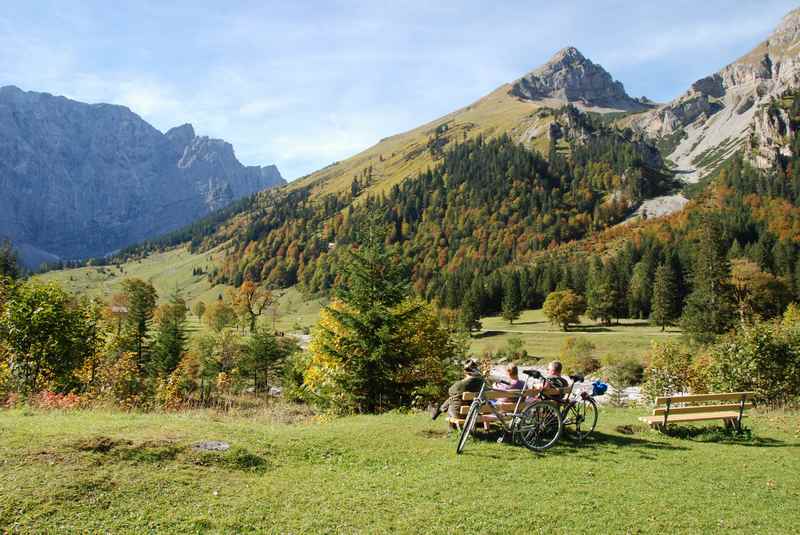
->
<box><xmin>121</xmin><ymin>278</ymin><xmax>158</xmax><ymax>370</ymax></box>
<box><xmin>318</xmin><ymin>220</ymin><xmax>419</xmax><ymax>413</ymax></box>
<box><xmin>651</xmin><ymin>263</ymin><xmax>676</xmax><ymax>331</ymax></box>
<box><xmin>680</xmin><ymin>220</ymin><xmax>735</xmax><ymax>342</ymax></box>
<box><xmin>501</xmin><ymin>272</ymin><xmax>522</xmax><ymax>324</ymax></box>
<box><xmin>0</xmin><ymin>240</ymin><xmax>19</xmax><ymax>280</ymax></box>
<box><xmin>459</xmin><ymin>283</ymin><xmax>483</xmax><ymax>333</ymax></box>
<box><xmin>151</xmin><ymin>289</ymin><xmax>188</xmax><ymax>376</ymax></box>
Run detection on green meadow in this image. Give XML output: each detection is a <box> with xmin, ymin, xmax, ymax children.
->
<box><xmin>1</xmin><ymin>406</ymin><xmax>797</xmax><ymax>534</ymax></box>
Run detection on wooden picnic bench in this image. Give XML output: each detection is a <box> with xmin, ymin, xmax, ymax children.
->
<box><xmin>639</xmin><ymin>392</ymin><xmax>755</xmax><ymax>431</ymax></box>
<box><xmin>448</xmin><ymin>386</ymin><xmax>570</xmax><ymax>430</ymax></box>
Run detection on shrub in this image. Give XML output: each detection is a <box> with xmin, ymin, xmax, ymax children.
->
<box><xmin>600</xmin><ymin>354</ymin><xmax>644</xmax><ymax>387</ymax></box>
<box><xmin>31</xmin><ymin>391</ymin><xmax>83</xmax><ymax>410</ymax></box>
<box><xmin>641</xmin><ymin>341</ymin><xmax>697</xmax><ymax>402</ymax></box>
<box><xmin>559</xmin><ymin>337</ymin><xmax>601</xmax><ymax>375</ymax></box>
<box><xmin>705</xmin><ymin>320</ymin><xmax>800</xmax><ymax>404</ymax></box>
<box><xmin>598</xmin><ymin>354</ymin><xmax>644</xmax><ymax>407</ymax></box>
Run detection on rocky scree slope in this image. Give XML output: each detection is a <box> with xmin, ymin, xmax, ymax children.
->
<box><xmin>632</xmin><ymin>8</ymin><xmax>800</xmax><ymax>182</ymax></box>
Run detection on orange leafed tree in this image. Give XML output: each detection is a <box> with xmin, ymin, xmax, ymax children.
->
<box><xmin>233</xmin><ymin>280</ymin><xmax>276</xmax><ymax>332</ymax></box>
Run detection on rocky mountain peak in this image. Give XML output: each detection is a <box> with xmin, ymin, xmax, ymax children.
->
<box><xmin>547</xmin><ymin>46</ymin><xmax>585</xmax><ymax>64</ymax></box>
<box><xmin>510</xmin><ymin>47</ymin><xmax>648</xmax><ymax>111</ymax></box>
<box><xmin>165</xmin><ymin>123</ymin><xmax>196</xmax><ymax>147</ymax></box>
<box><xmin>771</xmin><ymin>7</ymin><xmax>800</xmax><ymax>47</ymax></box>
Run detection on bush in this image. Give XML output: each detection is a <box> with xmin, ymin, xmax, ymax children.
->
<box><xmin>599</xmin><ymin>354</ymin><xmax>643</xmax><ymax>407</ymax></box>
<box><xmin>559</xmin><ymin>337</ymin><xmax>601</xmax><ymax>375</ymax></box>
<box><xmin>600</xmin><ymin>354</ymin><xmax>644</xmax><ymax>387</ymax></box>
<box><xmin>31</xmin><ymin>391</ymin><xmax>83</xmax><ymax>410</ymax></box>
<box><xmin>641</xmin><ymin>341</ymin><xmax>697</xmax><ymax>402</ymax></box>
<box><xmin>705</xmin><ymin>320</ymin><xmax>800</xmax><ymax>404</ymax></box>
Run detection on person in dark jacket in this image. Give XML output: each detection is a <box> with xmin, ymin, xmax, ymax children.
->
<box><xmin>430</xmin><ymin>359</ymin><xmax>483</xmax><ymax>421</ymax></box>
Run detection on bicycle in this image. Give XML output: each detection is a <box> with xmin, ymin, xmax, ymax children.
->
<box><xmin>455</xmin><ymin>370</ymin><xmax>563</xmax><ymax>454</ymax></box>
<box><xmin>525</xmin><ymin>370</ymin><xmax>599</xmax><ymax>444</ymax></box>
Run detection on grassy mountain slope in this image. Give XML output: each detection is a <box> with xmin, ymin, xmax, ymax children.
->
<box><xmin>287</xmin><ymin>85</ymin><xmax>553</xmax><ymax>200</ymax></box>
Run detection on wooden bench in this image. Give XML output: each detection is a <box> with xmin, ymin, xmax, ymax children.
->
<box><xmin>447</xmin><ymin>386</ymin><xmax>570</xmax><ymax>429</ymax></box>
<box><xmin>639</xmin><ymin>392</ymin><xmax>754</xmax><ymax>431</ymax></box>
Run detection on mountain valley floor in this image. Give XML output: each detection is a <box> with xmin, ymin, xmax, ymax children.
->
<box><xmin>1</xmin><ymin>406</ymin><xmax>798</xmax><ymax>534</ymax></box>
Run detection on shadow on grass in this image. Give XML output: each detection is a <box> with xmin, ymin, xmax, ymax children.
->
<box><xmin>561</xmin><ymin>325</ymin><xmax>613</xmax><ymax>333</ymax></box>
<box><xmin>473</xmin><ymin>330</ymin><xmax>504</xmax><ymax>339</ymax></box>
<box><xmin>659</xmin><ymin>425</ymin><xmax>794</xmax><ymax>448</ymax></box>
<box><xmin>455</xmin><ymin>428</ymin><xmax>690</xmax><ymax>459</ymax></box>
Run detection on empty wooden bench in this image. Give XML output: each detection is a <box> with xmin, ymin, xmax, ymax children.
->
<box><xmin>639</xmin><ymin>392</ymin><xmax>754</xmax><ymax>431</ymax></box>
<box><xmin>448</xmin><ymin>386</ymin><xmax>570</xmax><ymax>430</ymax></box>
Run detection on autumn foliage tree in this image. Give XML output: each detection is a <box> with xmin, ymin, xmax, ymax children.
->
<box><xmin>232</xmin><ymin>280</ymin><xmax>276</xmax><ymax>333</ymax></box>
<box><xmin>305</xmin><ymin>222</ymin><xmax>458</xmax><ymax>413</ymax></box>
<box><xmin>543</xmin><ymin>289</ymin><xmax>586</xmax><ymax>331</ymax></box>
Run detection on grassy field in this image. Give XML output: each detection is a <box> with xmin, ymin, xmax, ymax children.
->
<box><xmin>471</xmin><ymin>309</ymin><xmax>680</xmax><ymax>362</ymax></box>
<box><xmin>36</xmin><ymin>246</ymin><xmax>230</xmax><ymax>307</ymax></box>
<box><xmin>1</xmin><ymin>406</ymin><xmax>798</xmax><ymax>533</ymax></box>
<box><xmin>33</xmin><ymin>251</ymin><xmax>672</xmax><ymax>358</ymax></box>
<box><xmin>34</xmin><ymin>247</ymin><xmax>326</xmax><ymax>336</ymax></box>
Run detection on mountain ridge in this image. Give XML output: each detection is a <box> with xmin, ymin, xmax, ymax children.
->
<box><xmin>0</xmin><ymin>85</ymin><xmax>284</xmax><ymax>267</ymax></box>
<box><xmin>630</xmin><ymin>7</ymin><xmax>800</xmax><ymax>182</ymax></box>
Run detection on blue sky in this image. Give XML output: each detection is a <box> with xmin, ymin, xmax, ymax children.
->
<box><xmin>1</xmin><ymin>1</ymin><xmax>797</xmax><ymax>180</ymax></box>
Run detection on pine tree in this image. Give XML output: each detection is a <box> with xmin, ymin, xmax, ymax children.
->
<box><xmin>242</xmin><ymin>326</ymin><xmax>295</xmax><ymax>392</ymax></box>
<box><xmin>151</xmin><ymin>289</ymin><xmax>188</xmax><ymax>377</ymax></box>
<box><xmin>501</xmin><ymin>271</ymin><xmax>522</xmax><ymax>324</ymax></box>
<box><xmin>586</xmin><ymin>259</ymin><xmax>617</xmax><ymax>326</ymax></box>
<box><xmin>680</xmin><ymin>220</ymin><xmax>735</xmax><ymax>342</ymax></box>
<box><xmin>459</xmin><ymin>283</ymin><xmax>483</xmax><ymax>333</ymax></box>
<box><xmin>121</xmin><ymin>278</ymin><xmax>158</xmax><ymax>370</ymax></box>
<box><xmin>627</xmin><ymin>260</ymin><xmax>653</xmax><ymax>319</ymax></box>
<box><xmin>651</xmin><ymin>263</ymin><xmax>677</xmax><ymax>331</ymax></box>
<box><xmin>0</xmin><ymin>240</ymin><xmax>19</xmax><ymax>280</ymax></box>
<box><xmin>318</xmin><ymin>220</ymin><xmax>420</xmax><ymax>412</ymax></box>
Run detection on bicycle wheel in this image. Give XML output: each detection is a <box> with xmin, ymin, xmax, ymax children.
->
<box><xmin>456</xmin><ymin>402</ymin><xmax>481</xmax><ymax>455</ymax></box>
<box><xmin>516</xmin><ymin>400</ymin><xmax>563</xmax><ymax>451</ymax></box>
<box><xmin>565</xmin><ymin>397</ymin><xmax>598</xmax><ymax>441</ymax></box>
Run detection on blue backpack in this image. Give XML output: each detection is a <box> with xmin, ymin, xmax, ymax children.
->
<box><xmin>592</xmin><ymin>380</ymin><xmax>608</xmax><ymax>396</ymax></box>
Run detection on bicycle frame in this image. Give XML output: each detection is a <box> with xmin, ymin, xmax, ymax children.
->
<box><xmin>465</xmin><ymin>372</ymin><xmax>536</xmax><ymax>435</ymax></box>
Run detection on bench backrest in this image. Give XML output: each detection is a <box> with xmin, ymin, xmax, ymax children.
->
<box><xmin>654</xmin><ymin>392</ymin><xmax>754</xmax><ymax>406</ymax></box>
<box><xmin>652</xmin><ymin>392</ymin><xmax>754</xmax><ymax>417</ymax></box>
<box><xmin>461</xmin><ymin>386</ymin><xmax>568</xmax><ymax>402</ymax></box>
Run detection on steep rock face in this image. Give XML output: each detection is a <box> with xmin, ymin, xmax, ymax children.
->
<box><xmin>633</xmin><ymin>8</ymin><xmax>800</xmax><ymax>181</ymax></box>
<box><xmin>0</xmin><ymin>86</ymin><xmax>284</xmax><ymax>265</ymax></box>
<box><xmin>747</xmin><ymin>98</ymin><xmax>796</xmax><ymax>169</ymax></box>
<box><xmin>511</xmin><ymin>47</ymin><xmax>650</xmax><ymax>111</ymax></box>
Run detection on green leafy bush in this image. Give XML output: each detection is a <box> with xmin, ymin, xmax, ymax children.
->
<box><xmin>706</xmin><ymin>320</ymin><xmax>800</xmax><ymax>404</ymax></box>
<box><xmin>559</xmin><ymin>337</ymin><xmax>601</xmax><ymax>375</ymax></box>
<box><xmin>641</xmin><ymin>341</ymin><xmax>696</xmax><ymax>402</ymax></box>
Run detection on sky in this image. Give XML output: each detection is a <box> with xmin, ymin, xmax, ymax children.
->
<box><xmin>1</xmin><ymin>1</ymin><xmax>798</xmax><ymax>181</ymax></box>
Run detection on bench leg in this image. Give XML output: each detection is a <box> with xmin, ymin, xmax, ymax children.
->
<box><xmin>723</xmin><ymin>419</ymin><xmax>733</xmax><ymax>431</ymax></box>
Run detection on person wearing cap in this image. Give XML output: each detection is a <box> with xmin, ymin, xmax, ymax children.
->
<box><xmin>430</xmin><ymin>359</ymin><xmax>484</xmax><ymax>423</ymax></box>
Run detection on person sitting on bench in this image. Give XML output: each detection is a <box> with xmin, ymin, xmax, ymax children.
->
<box><xmin>544</xmin><ymin>360</ymin><xmax>569</xmax><ymax>397</ymax></box>
<box><xmin>430</xmin><ymin>359</ymin><xmax>483</xmax><ymax>421</ymax></box>
<box><xmin>494</xmin><ymin>363</ymin><xmax>525</xmax><ymax>403</ymax></box>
